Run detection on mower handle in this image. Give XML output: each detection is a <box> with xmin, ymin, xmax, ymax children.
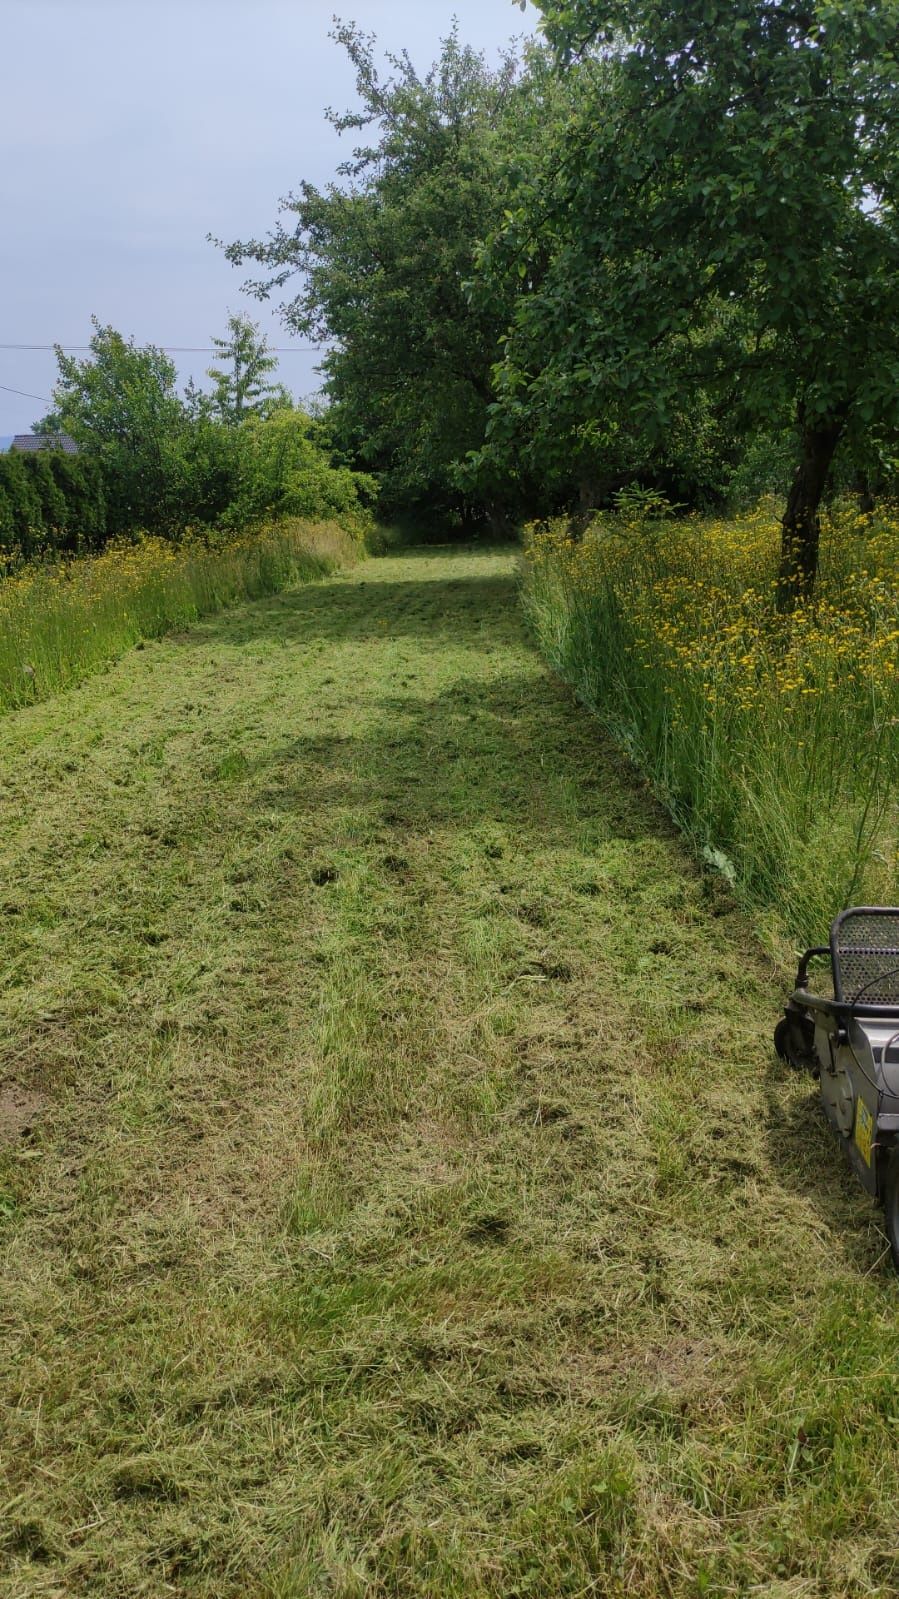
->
<box><xmin>796</xmin><ymin>946</ymin><xmax>831</xmax><ymax>991</ymax></box>
<box><xmin>792</xmin><ymin>989</ymin><xmax>899</xmax><ymax>1022</ymax></box>
<box><xmin>790</xmin><ymin>989</ymin><xmax>841</xmax><ymax>1017</ymax></box>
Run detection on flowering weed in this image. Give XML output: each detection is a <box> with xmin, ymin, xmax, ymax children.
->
<box><xmin>0</xmin><ymin>519</ymin><xmax>360</xmax><ymax>714</ymax></box>
<box><xmin>523</xmin><ymin>501</ymin><xmax>899</xmax><ymax>946</ymax></box>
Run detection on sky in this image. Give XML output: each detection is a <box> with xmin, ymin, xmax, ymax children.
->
<box><xmin>0</xmin><ymin>0</ymin><xmax>538</xmax><ymax>436</ymax></box>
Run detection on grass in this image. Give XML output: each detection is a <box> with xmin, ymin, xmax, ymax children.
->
<box><xmin>1</xmin><ymin>545</ymin><xmax>899</xmax><ymax>1596</ymax></box>
<box><xmin>522</xmin><ymin>502</ymin><xmax>899</xmax><ymax>949</ymax></box>
<box><xmin>0</xmin><ymin>518</ymin><xmax>360</xmax><ymax>713</ymax></box>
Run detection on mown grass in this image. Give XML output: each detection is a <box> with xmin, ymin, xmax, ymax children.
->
<box><xmin>2</xmin><ymin>546</ymin><xmax>899</xmax><ymax>1597</ymax></box>
<box><xmin>523</xmin><ymin>502</ymin><xmax>899</xmax><ymax>950</ymax></box>
<box><xmin>0</xmin><ymin>518</ymin><xmax>360</xmax><ymax>713</ymax></box>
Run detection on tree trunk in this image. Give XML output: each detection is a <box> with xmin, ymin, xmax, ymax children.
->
<box><xmin>855</xmin><ymin>475</ymin><xmax>875</xmax><ymax>514</ymax></box>
<box><xmin>486</xmin><ymin>501</ymin><xmax>515</xmax><ymax>541</ymax></box>
<box><xmin>778</xmin><ymin>416</ymin><xmax>845</xmax><ymax>608</ymax></box>
<box><xmin>566</xmin><ymin>473</ymin><xmax>601</xmax><ymax>541</ymax></box>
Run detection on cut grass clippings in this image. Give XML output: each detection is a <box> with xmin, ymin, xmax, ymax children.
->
<box><xmin>1</xmin><ymin>546</ymin><xmax>899</xmax><ymax>1597</ymax></box>
<box><xmin>0</xmin><ymin>517</ymin><xmax>361</xmax><ymax>713</ymax></box>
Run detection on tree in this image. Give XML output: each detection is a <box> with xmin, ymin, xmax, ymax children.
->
<box><xmin>468</xmin><ymin>229</ymin><xmax>751</xmax><ymax>518</ymax></box>
<box><xmin>205</xmin><ymin>312</ymin><xmax>284</xmax><ymax>423</ymax></box>
<box><xmin>219</xmin><ymin>23</ymin><xmax>559</xmax><ymax>527</ymax></box>
<box><xmin>491</xmin><ymin>0</ymin><xmax>899</xmax><ymax>595</ymax></box>
<box><xmin>45</xmin><ymin>318</ymin><xmax>188</xmax><ymax>533</ymax></box>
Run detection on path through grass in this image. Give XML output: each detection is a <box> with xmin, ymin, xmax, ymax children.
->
<box><xmin>2</xmin><ymin>547</ymin><xmax>898</xmax><ymax>1597</ymax></box>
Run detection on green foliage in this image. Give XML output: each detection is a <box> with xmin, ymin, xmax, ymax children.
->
<box><xmin>486</xmin><ymin>0</ymin><xmax>899</xmax><ymax>575</ymax></box>
<box><xmin>0</xmin><ymin>452</ymin><xmax>42</xmax><ymax>559</ymax></box>
<box><xmin>611</xmin><ymin>484</ymin><xmax>678</xmax><ymax>520</ymax></box>
<box><xmin>23</xmin><ymin>3</ymin><xmax>895</xmax><ymax>557</ymax></box>
<box><xmin>46</xmin><ymin>448</ymin><xmax>108</xmax><ymax>547</ymax></box>
<box><xmin>0</xmin><ymin>448</ymin><xmax>108</xmax><ymax>563</ymax></box>
<box><xmin>204</xmin><ymin>312</ymin><xmax>284</xmax><ymax>423</ymax></box>
<box><xmin>524</xmin><ymin>502</ymin><xmax>899</xmax><ymax>943</ymax></box>
<box><xmin>724</xmin><ymin>426</ymin><xmax>797</xmax><ymax>511</ymax></box>
<box><xmin>208</xmin><ymin>2</ymin><xmax>898</xmax><ymax>551</ymax></box>
<box><xmin>3</xmin><ymin>323</ymin><xmax>374</xmax><ymax>563</ymax></box>
<box><xmin>224</xmin><ymin>409</ymin><xmax>375</xmax><ymax>530</ymax></box>
<box><xmin>173</xmin><ymin>414</ymin><xmax>241</xmax><ymax>527</ymax></box>
<box><xmin>47</xmin><ymin>318</ymin><xmax>189</xmax><ymax>535</ymax></box>
<box><xmin>220</xmin><ymin>25</ymin><xmax>563</xmax><ymax>526</ymax></box>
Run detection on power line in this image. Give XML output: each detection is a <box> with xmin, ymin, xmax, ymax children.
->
<box><xmin>0</xmin><ymin>343</ymin><xmax>326</xmax><ymax>354</ymax></box>
<box><xmin>0</xmin><ymin>382</ymin><xmax>50</xmax><ymax>402</ymax></box>
<box><xmin>1</xmin><ymin>338</ymin><xmax>331</xmax><ymax>406</ymax></box>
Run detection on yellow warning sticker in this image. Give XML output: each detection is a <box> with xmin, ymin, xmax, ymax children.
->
<box><xmin>855</xmin><ymin>1099</ymin><xmax>875</xmax><ymax>1167</ymax></box>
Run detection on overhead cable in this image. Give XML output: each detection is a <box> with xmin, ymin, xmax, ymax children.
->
<box><xmin>0</xmin><ymin>382</ymin><xmax>50</xmax><ymax>402</ymax></box>
<box><xmin>0</xmin><ymin>343</ymin><xmax>326</xmax><ymax>354</ymax></box>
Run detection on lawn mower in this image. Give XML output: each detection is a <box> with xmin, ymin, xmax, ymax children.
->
<box><xmin>775</xmin><ymin>907</ymin><xmax>899</xmax><ymax>1270</ymax></box>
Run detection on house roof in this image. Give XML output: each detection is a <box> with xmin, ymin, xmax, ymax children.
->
<box><xmin>10</xmin><ymin>432</ymin><xmax>79</xmax><ymax>454</ymax></box>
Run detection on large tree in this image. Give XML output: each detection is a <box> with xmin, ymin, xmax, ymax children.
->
<box><xmin>489</xmin><ymin>0</ymin><xmax>899</xmax><ymax>594</ymax></box>
<box><xmin>219</xmin><ymin>23</ymin><xmax>560</xmax><ymax>526</ymax></box>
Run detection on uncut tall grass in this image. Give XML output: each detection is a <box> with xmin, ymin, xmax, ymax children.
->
<box><xmin>523</xmin><ymin>502</ymin><xmax>899</xmax><ymax>948</ymax></box>
<box><xmin>0</xmin><ymin>519</ymin><xmax>359</xmax><ymax>714</ymax></box>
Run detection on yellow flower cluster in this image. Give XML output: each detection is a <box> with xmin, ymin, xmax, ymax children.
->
<box><xmin>523</xmin><ymin>499</ymin><xmax>899</xmax><ymax>933</ymax></box>
<box><xmin>525</xmin><ymin>501</ymin><xmax>899</xmax><ymax>723</ymax></box>
<box><xmin>0</xmin><ymin>520</ymin><xmax>355</xmax><ymax>714</ymax></box>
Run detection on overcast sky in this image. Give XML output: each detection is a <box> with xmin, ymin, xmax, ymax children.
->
<box><xmin>0</xmin><ymin>0</ymin><xmax>538</xmax><ymax>435</ymax></box>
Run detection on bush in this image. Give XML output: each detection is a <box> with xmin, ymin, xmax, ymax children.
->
<box><xmin>0</xmin><ymin>409</ymin><xmax>376</xmax><ymax>567</ymax></box>
<box><xmin>0</xmin><ymin>449</ymin><xmax>108</xmax><ymax>564</ymax></box>
<box><xmin>48</xmin><ymin>451</ymin><xmax>107</xmax><ymax>550</ymax></box>
<box><xmin>175</xmin><ymin>417</ymin><xmax>240</xmax><ymax>528</ymax></box>
<box><xmin>223</xmin><ymin>410</ymin><xmax>375</xmax><ymax>531</ymax></box>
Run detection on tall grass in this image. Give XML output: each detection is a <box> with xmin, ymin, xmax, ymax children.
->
<box><xmin>0</xmin><ymin>518</ymin><xmax>360</xmax><ymax>713</ymax></box>
<box><xmin>522</xmin><ymin>501</ymin><xmax>899</xmax><ymax>947</ymax></box>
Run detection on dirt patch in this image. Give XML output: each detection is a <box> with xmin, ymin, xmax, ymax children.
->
<box><xmin>517</xmin><ymin>1099</ymin><xmax>571</xmax><ymax>1127</ymax></box>
<box><xmin>383</xmin><ymin>853</ymin><xmax>410</xmax><ymax>875</ymax></box>
<box><xmin>0</xmin><ymin>1084</ymin><xmax>47</xmax><ymax>1148</ymax></box>
<box><xmin>311</xmin><ymin>865</ymin><xmax>339</xmax><ymax>886</ymax></box>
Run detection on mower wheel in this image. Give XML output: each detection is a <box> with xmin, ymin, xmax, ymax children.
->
<box><xmin>882</xmin><ymin>1147</ymin><xmax>899</xmax><ymax>1275</ymax></box>
<box><xmin>773</xmin><ymin>1010</ymin><xmax>818</xmax><ymax>1072</ymax></box>
<box><xmin>773</xmin><ymin>1017</ymin><xmax>792</xmax><ymax>1063</ymax></box>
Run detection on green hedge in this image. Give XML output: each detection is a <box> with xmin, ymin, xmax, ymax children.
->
<box><xmin>0</xmin><ymin>449</ymin><xmax>107</xmax><ymax>563</ymax></box>
<box><xmin>0</xmin><ymin>413</ymin><xmax>373</xmax><ymax>567</ymax></box>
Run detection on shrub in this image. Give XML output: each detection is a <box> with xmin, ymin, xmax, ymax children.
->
<box><xmin>223</xmin><ymin>410</ymin><xmax>375</xmax><ymax>531</ymax></box>
<box><xmin>0</xmin><ymin>449</ymin><xmax>111</xmax><ymax>564</ymax></box>
<box><xmin>0</xmin><ymin>409</ymin><xmax>375</xmax><ymax>568</ymax></box>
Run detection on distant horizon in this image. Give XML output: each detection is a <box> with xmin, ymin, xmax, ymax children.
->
<box><xmin>0</xmin><ymin>0</ymin><xmax>538</xmax><ymax>434</ymax></box>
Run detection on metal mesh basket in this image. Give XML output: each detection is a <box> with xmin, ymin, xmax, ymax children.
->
<box><xmin>832</xmin><ymin>909</ymin><xmax>899</xmax><ymax>1005</ymax></box>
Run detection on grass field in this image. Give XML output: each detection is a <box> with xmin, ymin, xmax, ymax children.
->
<box><xmin>2</xmin><ymin>546</ymin><xmax>899</xmax><ymax>1597</ymax></box>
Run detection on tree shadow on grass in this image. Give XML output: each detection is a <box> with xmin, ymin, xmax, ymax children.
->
<box><xmin>245</xmin><ymin>669</ymin><xmax>663</xmax><ymax>847</ymax></box>
<box><xmin>248</xmin><ymin>668</ymin><xmax>879</xmax><ymax>1261</ymax></box>
<box><xmin>175</xmin><ymin>565</ymin><xmax>523</xmax><ymax>652</ymax></box>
